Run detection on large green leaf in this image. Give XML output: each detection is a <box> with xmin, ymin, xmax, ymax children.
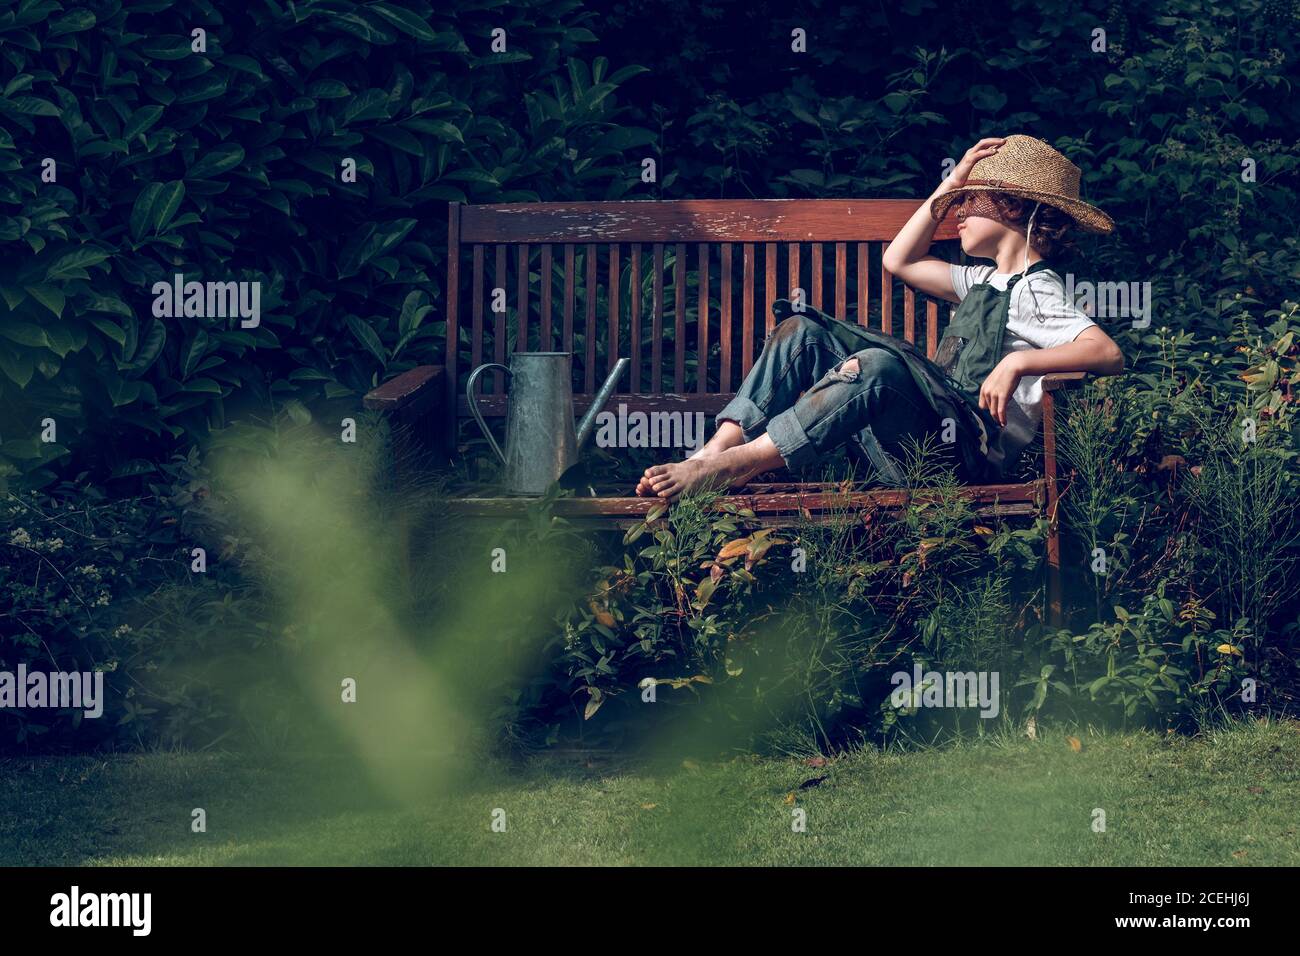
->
<box><xmin>346</xmin><ymin>315</ymin><xmax>388</xmax><ymax>365</ymax></box>
<box><xmin>336</xmin><ymin>218</ymin><xmax>417</xmax><ymax>278</ymax></box>
<box><xmin>152</xmin><ymin>181</ymin><xmax>186</xmax><ymax>233</ymax></box>
<box><xmin>130</xmin><ymin>180</ymin><xmax>186</xmax><ymax>239</ymax></box>
<box><xmin>24</xmin><ymin>284</ymin><xmax>64</xmax><ymax>318</ymax></box>
<box><xmin>130</xmin><ymin>184</ymin><xmax>162</xmax><ymax>240</ymax></box>
<box><xmin>86</xmin><ymin>316</ymin><xmax>126</xmax><ymax>347</ymax></box>
<box><xmin>368</xmin><ymin>4</ymin><xmax>437</xmax><ymax>41</ymax></box>
<box><xmin>0</xmin><ymin>321</ymin><xmax>49</xmax><ymax>348</ymax></box>
<box><xmin>44</xmin><ymin>247</ymin><xmax>110</xmax><ymax>280</ymax></box>
<box><xmin>0</xmin><ymin>346</ymin><xmax>34</xmax><ymax>387</ymax></box>
<box><xmin>123</xmin><ymin>105</ymin><xmax>165</xmax><ymax>139</ymax></box>
<box><xmin>181</xmin><ymin>330</ymin><xmax>209</xmax><ymax>379</ymax></box>
<box><xmin>342</xmin><ymin>89</ymin><xmax>391</xmax><ymax>125</ymax></box>
<box><xmin>4</xmin><ymin>97</ymin><xmax>59</xmax><ymax>116</ymax></box>
<box><xmin>48</xmin><ymin>9</ymin><xmax>96</xmax><ymax>36</ymax></box>
<box><xmin>188</xmin><ymin>144</ymin><xmax>245</xmax><ymax>180</ymax></box>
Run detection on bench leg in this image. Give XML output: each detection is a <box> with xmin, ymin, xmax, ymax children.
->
<box><xmin>1046</xmin><ymin>506</ymin><xmax>1063</xmax><ymax>629</ymax></box>
<box><xmin>1042</xmin><ymin>390</ymin><xmax>1064</xmax><ymax>629</ymax></box>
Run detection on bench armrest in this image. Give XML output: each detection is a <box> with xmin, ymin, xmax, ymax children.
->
<box><xmin>1041</xmin><ymin>371</ymin><xmax>1088</xmax><ymax>392</ymax></box>
<box><xmin>363</xmin><ymin>365</ymin><xmax>450</xmax><ymax>466</ymax></box>
<box><xmin>363</xmin><ymin>365</ymin><xmax>443</xmax><ymax>412</ymax></box>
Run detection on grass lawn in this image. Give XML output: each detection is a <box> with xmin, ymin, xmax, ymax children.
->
<box><xmin>3</xmin><ymin>718</ymin><xmax>1298</xmax><ymax>866</ymax></box>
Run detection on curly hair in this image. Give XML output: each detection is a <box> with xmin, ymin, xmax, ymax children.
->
<box><xmin>985</xmin><ymin>192</ymin><xmax>1076</xmax><ymax>259</ymax></box>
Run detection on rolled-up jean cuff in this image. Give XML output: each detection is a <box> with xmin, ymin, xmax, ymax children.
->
<box><xmin>714</xmin><ymin>396</ymin><xmax>767</xmax><ymax>441</ymax></box>
<box><xmin>766</xmin><ymin>407</ymin><xmax>817</xmax><ymax>470</ymax></box>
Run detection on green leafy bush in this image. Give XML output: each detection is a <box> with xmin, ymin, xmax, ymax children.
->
<box><xmin>1</xmin><ymin>0</ymin><xmax>651</xmax><ymax>490</ymax></box>
<box><xmin>560</xmin><ymin>452</ymin><xmax>1054</xmax><ymax>752</ymax></box>
<box><xmin>5</xmin><ymin>0</ymin><xmax>1300</xmax><ymax>750</ymax></box>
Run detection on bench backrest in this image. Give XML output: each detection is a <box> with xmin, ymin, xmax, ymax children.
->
<box><xmin>446</xmin><ymin>199</ymin><xmax>960</xmax><ymax>419</ymax></box>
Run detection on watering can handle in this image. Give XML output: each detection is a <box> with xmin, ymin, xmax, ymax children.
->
<box><xmin>466</xmin><ymin>363</ymin><xmax>512</xmax><ymax>465</ymax></box>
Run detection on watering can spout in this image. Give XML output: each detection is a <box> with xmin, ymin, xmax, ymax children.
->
<box><xmin>576</xmin><ymin>358</ymin><xmax>630</xmax><ymax>449</ymax></box>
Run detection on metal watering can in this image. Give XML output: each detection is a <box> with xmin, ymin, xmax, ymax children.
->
<box><xmin>467</xmin><ymin>353</ymin><xmax>630</xmax><ymax>495</ymax></box>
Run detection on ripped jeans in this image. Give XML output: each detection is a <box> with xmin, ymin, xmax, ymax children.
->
<box><xmin>715</xmin><ymin>313</ymin><xmax>954</xmax><ymax>483</ymax></box>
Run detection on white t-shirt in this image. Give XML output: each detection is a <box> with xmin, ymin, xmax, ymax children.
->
<box><xmin>949</xmin><ymin>263</ymin><xmax>1096</xmax><ymax>474</ymax></box>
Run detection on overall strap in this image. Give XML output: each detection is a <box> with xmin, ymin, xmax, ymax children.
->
<box><xmin>1005</xmin><ymin>258</ymin><xmax>1055</xmax><ymax>288</ymax></box>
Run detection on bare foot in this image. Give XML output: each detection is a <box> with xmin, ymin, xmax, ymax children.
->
<box><xmin>635</xmin><ymin>446</ymin><xmax>713</xmax><ymax>496</ymax></box>
<box><xmin>633</xmin><ymin>421</ymin><xmax>746</xmax><ymax>495</ymax></box>
<box><xmin>641</xmin><ymin>453</ymin><xmax>749</xmax><ymax>501</ymax></box>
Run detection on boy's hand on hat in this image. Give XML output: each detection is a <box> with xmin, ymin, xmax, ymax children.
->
<box><xmin>944</xmin><ymin>138</ymin><xmax>1006</xmax><ymax>191</ymax></box>
<box><xmin>978</xmin><ymin>353</ymin><xmax>1024</xmax><ymax>427</ymax></box>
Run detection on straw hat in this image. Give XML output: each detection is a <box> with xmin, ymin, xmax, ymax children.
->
<box><xmin>930</xmin><ymin>135</ymin><xmax>1114</xmax><ymax>235</ymax></box>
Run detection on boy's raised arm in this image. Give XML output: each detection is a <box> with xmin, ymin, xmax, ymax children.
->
<box><xmin>882</xmin><ymin>138</ymin><xmax>1005</xmax><ymax>303</ymax></box>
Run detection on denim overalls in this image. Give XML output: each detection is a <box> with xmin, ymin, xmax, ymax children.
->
<box><xmin>715</xmin><ymin>261</ymin><xmax>1052</xmax><ymax>485</ymax></box>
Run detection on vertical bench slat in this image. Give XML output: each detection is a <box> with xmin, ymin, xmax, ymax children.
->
<box><xmin>926</xmin><ymin>299</ymin><xmax>939</xmax><ymax>360</ymax></box>
<box><xmin>835</xmin><ymin>241</ymin><xmax>847</xmax><ymax>321</ymax></box>
<box><xmin>720</xmin><ymin>244</ymin><xmax>733</xmax><ymax>392</ymax></box>
<box><xmin>493</xmin><ymin>245</ymin><xmax>507</xmax><ymax>391</ymax></box>
<box><xmin>856</xmin><ymin>242</ymin><xmax>868</xmax><ymax>328</ymax></box>
<box><xmin>697</xmin><ymin>243</ymin><xmax>710</xmax><ymax>393</ymax></box>
<box><xmin>787</xmin><ymin>242</ymin><xmax>800</xmax><ymax>300</ymax></box>
<box><xmin>765</xmin><ymin>244</ymin><xmax>777</xmax><ymax>336</ymax></box>
<box><xmin>811</xmin><ymin>242</ymin><xmax>823</xmax><ymax>309</ymax></box>
<box><xmin>630</xmin><ymin>244</ymin><xmax>642</xmax><ymax>391</ymax></box>
<box><xmin>742</xmin><ymin>242</ymin><xmax>755</xmax><ymax>376</ymax></box>
<box><xmin>471</xmin><ymin>244</ymin><xmax>484</xmax><ymax>375</ymax></box>
<box><xmin>880</xmin><ymin>249</ymin><xmax>893</xmax><ymax>337</ymax></box>
<box><xmin>652</xmin><ymin>243</ymin><xmax>665</xmax><ymax>393</ymax></box>
<box><xmin>608</xmin><ymin>244</ymin><xmax>620</xmax><ymax>374</ymax></box>
<box><xmin>904</xmin><ymin>284</ymin><xmax>916</xmax><ymax>345</ymax></box>
<box><xmin>674</xmin><ymin>242</ymin><xmax>686</xmax><ymax>391</ymax></box>
<box><xmin>563</xmin><ymin>244</ymin><xmax>575</xmax><ymax>370</ymax></box>
<box><xmin>539</xmin><ymin>244</ymin><xmax>553</xmax><ymax>350</ymax></box>
<box><xmin>516</xmin><ymin>244</ymin><xmax>529</xmax><ymax>352</ymax></box>
<box><xmin>585</xmin><ymin>242</ymin><xmax>597</xmax><ymax>394</ymax></box>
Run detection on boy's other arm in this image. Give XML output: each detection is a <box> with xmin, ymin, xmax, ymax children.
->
<box><xmin>981</xmin><ymin>326</ymin><xmax>1122</xmax><ymax>425</ymax></box>
<box><xmin>1012</xmin><ymin>326</ymin><xmax>1125</xmax><ymax>377</ymax></box>
<box><xmin>882</xmin><ymin>137</ymin><xmax>1004</xmax><ymax>303</ymax></box>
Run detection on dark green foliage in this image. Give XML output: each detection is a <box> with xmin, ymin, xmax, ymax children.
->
<box><xmin>559</xmin><ymin>456</ymin><xmax>1051</xmax><ymax>752</ymax></box>
<box><xmin>1</xmin><ymin>0</ymin><xmax>651</xmax><ymax>489</ymax></box>
<box><xmin>3</xmin><ymin>0</ymin><xmax>1300</xmax><ymax>750</ymax></box>
<box><xmin>0</xmin><ymin>450</ymin><xmax>231</xmax><ymax>748</ymax></box>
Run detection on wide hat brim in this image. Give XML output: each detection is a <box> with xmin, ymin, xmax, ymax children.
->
<box><xmin>932</xmin><ymin>183</ymin><xmax>1115</xmax><ymax>235</ymax></box>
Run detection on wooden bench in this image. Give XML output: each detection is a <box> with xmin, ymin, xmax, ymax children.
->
<box><xmin>363</xmin><ymin>199</ymin><xmax>1089</xmax><ymax>627</ymax></box>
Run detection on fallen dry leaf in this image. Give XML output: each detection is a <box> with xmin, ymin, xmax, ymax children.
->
<box><xmin>805</xmin><ymin>756</ymin><xmax>827</xmax><ymax>768</ymax></box>
<box><xmin>590</xmin><ymin>602</ymin><xmax>615</xmax><ymax>628</ymax></box>
<box><xmin>717</xmin><ymin>538</ymin><xmax>752</xmax><ymax>561</ymax></box>
<box><xmin>783</xmin><ymin>792</ymin><xmax>796</xmax><ymax>806</ymax></box>
<box><xmin>641</xmin><ymin>803</ymin><xmax>657</xmax><ymax>810</ymax></box>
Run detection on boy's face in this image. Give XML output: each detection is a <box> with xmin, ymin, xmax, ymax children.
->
<box><xmin>952</xmin><ymin>192</ymin><xmax>1018</xmax><ymax>259</ymax></box>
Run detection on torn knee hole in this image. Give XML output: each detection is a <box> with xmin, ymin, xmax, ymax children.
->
<box><xmin>828</xmin><ymin>357</ymin><xmax>861</xmax><ymax>382</ymax></box>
